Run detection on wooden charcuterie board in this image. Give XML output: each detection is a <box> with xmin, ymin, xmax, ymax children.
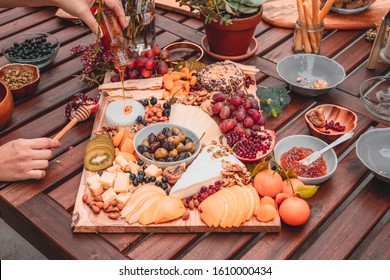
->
<box><xmin>263</xmin><ymin>0</ymin><xmax>389</xmax><ymax>30</ymax></box>
<box><xmin>72</xmin><ymin>73</ymin><xmax>281</xmax><ymax>233</ymax></box>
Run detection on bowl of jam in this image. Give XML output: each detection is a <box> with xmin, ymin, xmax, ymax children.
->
<box><xmin>273</xmin><ymin>135</ymin><xmax>338</xmax><ymax>185</ymax></box>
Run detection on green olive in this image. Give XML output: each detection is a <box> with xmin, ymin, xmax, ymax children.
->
<box><xmin>169</xmin><ymin>149</ymin><xmax>178</xmax><ymax>157</ymax></box>
<box><xmin>168</xmin><ymin>135</ymin><xmax>181</xmax><ymax>145</ymax></box>
<box><xmin>176</xmin><ymin>142</ymin><xmax>186</xmax><ymax>153</ymax></box>
<box><xmin>142</xmin><ymin>139</ymin><xmax>150</xmax><ymax>147</ymax></box>
<box><xmin>185</xmin><ymin>142</ymin><xmax>196</xmax><ymax>153</ymax></box>
<box><xmin>171</xmin><ymin>127</ymin><xmax>182</xmax><ymax>135</ymax></box>
<box><xmin>155</xmin><ymin>148</ymin><xmax>168</xmax><ymax>159</ymax></box>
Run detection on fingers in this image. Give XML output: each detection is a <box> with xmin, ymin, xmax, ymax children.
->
<box><xmin>27</xmin><ymin>138</ymin><xmax>61</xmax><ymax>150</ymax></box>
<box><xmin>106</xmin><ymin>0</ymin><xmax>127</xmax><ymax>28</ymax></box>
<box><xmin>31</xmin><ymin>149</ymin><xmax>54</xmax><ymax>160</ymax></box>
<box><xmin>81</xmin><ymin>12</ymin><xmax>100</xmax><ymax>34</ymax></box>
<box><xmin>26</xmin><ymin>169</ymin><xmax>46</xmax><ymax>180</ymax></box>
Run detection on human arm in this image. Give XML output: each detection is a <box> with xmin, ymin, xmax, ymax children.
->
<box><xmin>0</xmin><ymin>0</ymin><xmax>126</xmax><ymax>34</ymax></box>
<box><xmin>0</xmin><ymin>138</ymin><xmax>61</xmax><ymax>181</ymax></box>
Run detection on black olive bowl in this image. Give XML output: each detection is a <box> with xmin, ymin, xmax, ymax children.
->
<box><xmin>1</xmin><ymin>32</ymin><xmax>60</xmax><ymax>69</ymax></box>
<box><xmin>133</xmin><ymin>123</ymin><xmax>201</xmax><ymax>169</ymax></box>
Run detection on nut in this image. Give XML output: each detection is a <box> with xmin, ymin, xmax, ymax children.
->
<box><xmin>102</xmin><ymin>202</ymin><xmax>110</xmax><ymax>210</ymax></box>
<box><xmin>95</xmin><ymin>202</ymin><xmax>104</xmax><ymax>209</ymax></box>
<box><xmin>112</xmin><ymin>207</ymin><xmax>120</xmax><ymax>213</ymax></box>
<box><xmin>94</xmin><ymin>195</ymin><xmax>103</xmax><ymax>202</ymax></box>
<box><xmin>110</xmin><ymin>200</ymin><xmax>118</xmax><ymax>207</ymax></box>
<box><xmin>188</xmin><ymin>200</ymin><xmax>195</xmax><ymax>210</ymax></box>
<box><xmin>182</xmin><ymin>211</ymin><xmax>190</xmax><ymax>220</ymax></box>
<box><xmin>117</xmin><ymin>203</ymin><xmax>124</xmax><ymax>210</ymax></box>
<box><xmin>91</xmin><ymin>205</ymin><xmax>101</xmax><ymax>214</ymax></box>
<box><xmin>108</xmin><ymin>212</ymin><xmax>120</xmax><ymax>220</ymax></box>
<box><xmin>104</xmin><ymin>205</ymin><xmax>114</xmax><ymax>213</ymax></box>
<box><xmin>82</xmin><ymin>194</ymin><xmax>88</xmax><ymax>202</ymax></box>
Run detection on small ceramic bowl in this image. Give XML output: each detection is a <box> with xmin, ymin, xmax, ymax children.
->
<box><xmin>1</xmin><ymin>32</ymin><xmax>60</xmax><ymax>68</ymax></box>
<box><xmin>321</xmin><ymin>0</ymin><xmax>376</xmax><ymax>14</ymax></box>
<box><xmin>133</xmin><ymin>123</ymin><xmax>201</xmax><ymax>169</ymax></box>
<box><xmin>0</xmin><ymin>63</ymin><xmax>40</xmax><ymax>98</ymax></box>
<box><xmin>273</xmin><ymin>135</ymin><xmax>338</xmax><ymax>185</ymax></box>
<box><xmin>304</xmin><ymin>104</ymin><xmax>358</xmax><ymax>143</ymax></box>
<box><xmin>360</xmin><ymin>76</ymin><xmax>390</xmax><ymax>121</ymax></box>
<box><xmin>0</xmin><ymin>81</ymin><xmax>14</xmax><ymax>131</ymax></box>
<box><xmin>276</xmin><ymin>54</ymin><xmax>346</xmax><ymax>97</ymax></box>
<box><xmin>356</xmin><ymin>128</ymin><xmax>390</xmax><ymax>184</ymax></box>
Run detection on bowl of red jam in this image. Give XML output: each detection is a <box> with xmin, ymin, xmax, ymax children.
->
<box><xmin>273</xmin><ymin>135</ymin><xmax>337</xmax><ymax>185</ymax></box>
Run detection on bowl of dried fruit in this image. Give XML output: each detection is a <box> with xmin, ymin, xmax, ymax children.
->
<box><xmin>133</xmin><ymin>123</ymin><xmax>202</xmax><ymax>169</ymax></box>
<box><xmin>304</xmin><ymin>104</ymin><xmax>358</xmax><ymax>143</ymax></box>
<box><xmin>276</xmin><ymin>54</ymin><xmax>346</xmax><ymax>97</ymax></box>
<box><xmin>0</xmin><ymin>63</ymin><xmax>40</xmax><ymax>98</ymax></box>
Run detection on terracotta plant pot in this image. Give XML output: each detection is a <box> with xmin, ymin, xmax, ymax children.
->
<box><xmin>0</xmin><ymin>81</ymin><xmax>14</xmax><ymax>131</ymax></box>
<box><xmin>202</xmin><ymin>7</ymin><xmax>263</xmax><ymax>56</ymax></box>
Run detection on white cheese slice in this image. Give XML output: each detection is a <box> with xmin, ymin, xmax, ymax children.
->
<box><xmin>169</xmin><ymin>145</ymin><xmax>244</xmax><ymax>199</ymax></box>
<box><xmin>115</xmin><ymin>154</ymin><xmax>128</xmax><ymax>169</ymax></box>
<box><xmin>99</xmin><ymin>172</ymin><xmax>116</xmax><ymax>189</ymax></box>
<box><xmin>102</xmin><ymin>187</ymin><xmax>117</xmax><ymax>203</ymax></box>
<box><xmin>144</xmin><ymin>164</ymin><xmax>162</xmax><ymax>178</ymax></box>
<box><xmin>116</xmin><ymin>192</ymin><xmax>132</xmax><ymax>205</ymax></box>
<box><xmin>86</xmin><ymin>174</ymin><xmax>101</xmax><ymax>186</ymax></box>
<box><xmin>113</xmin><ymin>172</ymin><xmax>130</xmax><ymax>193</ymax></box>
<box><xmin>89</xmin><ymin>182</ymin><xmax>103</xmax><ymax>196</ymax></box>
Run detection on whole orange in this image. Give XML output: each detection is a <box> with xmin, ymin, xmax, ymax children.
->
<box><xmin>282</xmin><ymin>178</ymin><xmax>304</xmax><ymax>194</ymax></box>
<box><xmin>279</xmin><ymin>196</ymin><xmax>310</xmax><ymax>226</ymax></box>
<box><xmin>253</xmin><ymin>169</ymin><xmax>283</xmax><ymax>197</ymax></box>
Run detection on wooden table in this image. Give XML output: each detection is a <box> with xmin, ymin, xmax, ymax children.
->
<box><xmin>0</xmin><ymin>6</ymin><xmax>389</xmax><ymax>260</ymax></box>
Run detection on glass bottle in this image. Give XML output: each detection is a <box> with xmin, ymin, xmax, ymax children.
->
<box><xmin>122</xmin><ymin>0</ymin><xmax>156</xmax><ymax>53</ymax></box>
<box><xmin>294</xmin><ymin>19</ymin><xmax>324</xmax><ymax>54</ymax></box>
<box><xmin>95</xmin><ymin>6</ymin><xmax>131</xmax><ymax>70</ymax></box>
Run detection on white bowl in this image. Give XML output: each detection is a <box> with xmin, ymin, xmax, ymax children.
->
<box><xmin>276</xmin><ymin>54</ymin><xmax>346</xmax><ymax>97</ymax></box>
<box><xmin>273</xmin><ymin>135</ymin><xmax>338</xmax><ymax>185</ymax></box>
<box><xmin>356</xmin><ymin>128</ymin><xmax>390</xmax><ymax>184</ymax></box>
<box><xmin>133</xmin><ymin>123</ymin><xmax>201</xmax><ymax>169</ymax></box>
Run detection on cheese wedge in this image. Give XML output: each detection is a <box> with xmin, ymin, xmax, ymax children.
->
<box><xmin>169</xmin><ymin>145</ymin><xmax>244</xmax><ymax>199</ymax></box>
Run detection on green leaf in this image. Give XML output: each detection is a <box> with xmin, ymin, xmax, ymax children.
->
<box><xmin>250</xmin><ymin>160</ymin><xmax>270</xmax><ymax>177</ymax></box>
<box><xmin>295</xmin><ymin>185</ymin><xmax>320</xmax><ymax>199</ymax></box>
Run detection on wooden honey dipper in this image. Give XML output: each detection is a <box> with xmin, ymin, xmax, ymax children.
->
<box><xmin>53</xmin><ymin>105</ymin><xmax>92</xmax><ymax>141</ymax></box>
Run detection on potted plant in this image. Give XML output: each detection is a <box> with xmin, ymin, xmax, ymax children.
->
<box><xmin>179</xmin><ymin>0</ymin><xmax>267</xmax><ymax>56</ymax></box>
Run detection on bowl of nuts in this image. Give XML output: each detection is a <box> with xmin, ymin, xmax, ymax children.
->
<box><xmin>133</xmin><ymin>123</ymin><xmax>201</xmax><ymax>169</ymax></box>
<box><xmin>0</xmin><ymin>63</ymin><xmax>40</xmax><ymax>98</ymax></box>
<box><xmin>1</xmin><ymin>32</ymin><xmax>60</xmax><ymax>68</ymax></box>
<box><xmin>304</xmin><ymin>104</ymin><xmax>358</xmax><ymax>143</ymax></box>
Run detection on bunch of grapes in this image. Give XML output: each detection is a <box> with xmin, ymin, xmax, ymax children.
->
<box><xmin>111</xmin><ymin>43</ymin><xmax>171</xmax><ymax>82</ymax></box>
<box><xmin>211</xmin><ymin>90</ymin><xmax>266</xmax><ymax>135</ymax></box>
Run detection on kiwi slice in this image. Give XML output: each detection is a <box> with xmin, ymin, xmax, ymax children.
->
<box><xmin>84</xmin><ymin>135</ymin><xmax>115</xmax><ymax>172</ymax></box>
<box><xmin>84</xmin><ymin>146</ymin><xmax>114</xmax><ymax>172</ymax></box>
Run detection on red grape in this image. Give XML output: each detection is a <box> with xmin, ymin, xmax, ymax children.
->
<box><xmin>136</xmin><ymin>57</ymin><xmax>148</xmax><ymax>67</ymax></box>
<box><xmin>243</xmin><ymin>99</ymin><xmax>253</xmax><ymax>110</ymax></box>
<box><xmin>247</xmin><ymin>109</ymin><xmax>261</xmax><ymax>122</ymax></box>
<box><xmin>128</xmin><ymin>69</ymin><xmax>140</xmax><ymax>79</ymax></box>
<box><xmin>151</xmin><ymin>43</ymin><xmax>161</xmax><ymax>56</ymax></box>
<box><xmin>212</xmin><ymin>102</ymin><xmax>224</xmax><ymax>115</ymax></box>
<box><xmin>230</xmin><ymin>95</ymin><xmax>243</xmax><ymax>107</ymax></box>
<box><xmin>235</xmin><ymin>108</ymin><xmax>246</xmax><ymax>121</ymax></box>
<box><xmin>156</xmin><ymin>61</ymin><xmax>169</xmax><ymax>75</ymax></box>
<box><xmin>252</xmin><ymin>124</ymin><xmax>262</xmax><ymax>131</ymax></box>
<box><xmin>219</xmin><ymin>119</ymin><xmax>237</xmax><ymax>133</ymax></box>
<box><xmin>234</xmin><ymin>90</ymin><xmax>245</xmax><ymax>98</ymax></box>
<box><xmin>243</xmin><ymin>117</ymin><xmax>254</xmax><ymax>128</ymax></box>
<box><xmin>145</xmin><ymin>59</ymin><xmax>156</xmax><ymax>70</ymax></box>
<box><xmin>160</xmin><ymin>49</ymin><xmax>171</xmax><ymax>60</ymax></box>
<box><xmin>212</xmin><ymin>93</ymin><xmax>227</xmax><ymax>103</ymax></box>
<box><xmin>257</xmin><ymin>116</ymin><xmax>266</xmax><ymax>126</ymax></box>
<box><xmin>143</xmin><ymin>50</ymin><xmax>155</xmax><ymax>60</ymax></box>
<box><xmin>110</xmin><ymin>73</ymin><xmax>120</xmax><ymax>82</ymax></box>
<box><xmin>219</xmin><ymin>106</ymin><xmax>231</xmax><ymax>119</ymax></box>
<box><xmin>127</xmin><ymin>58</ymin><xmax>136</xmax><ymax>70</ymax></box>
<box><xmin>130</xmin><ymin>51</ymin><xmax>139</xmax><ymax>59</ymax></box>
<box><xmin>141</xmin><ymin>68</ymin><xmax>152</xmax><ymax>78</ymax></box>
<box><xmin>234</xmin><ymin>122</ymin><xmax>245</xmax><ymax>134</ymax></box>
<box><xmin>248</xmin><ymin>97</ymin><xmax>260</xmax><ymax>110</ymax></box>
<box><xmin>228</xmin><ymin>104</ymin><xmax>238</xmax><ymax>113</ymax></box>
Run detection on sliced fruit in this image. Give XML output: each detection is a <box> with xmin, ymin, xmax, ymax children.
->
<box><xmin>112</xmin><ymin>130</ymin><xmax>125</xmax><ymax>147</ymax></box>
<box><xmin>241</xmin><ymin>185</ymin><xmax>255</xmax><ymax>221</ymax></box>
<box><xmin>84</xmin><ymin>145</ymin><xmax>115</xmax><ymax>172</ymax></box>
<box><xmin>118</xmin><ymin>151</ymin><xmax>136</xmax><ymax>162</ymax></box>
<box><xmin>126</xmin><ymin>195</ymin><xmax>163</xmax><ymax>224</ymax></box>
<box><xmin>275</xmin><ymin>192</ymin><xmax>291</xmax><ymax>204</ymax></box>
<box><xmin>219</xmin><ymin>188</ymin><xmax>236</xmax><ymax>228</ymax></box>
<box><xmin>139</xmin><ymin>196</ymin><xmax>186</xmax><ymax>225</ymax></box>
<box><xmin>256</xmin><ymin>204</ymin><xmax>276</xmax><ymax>222</ymax></box>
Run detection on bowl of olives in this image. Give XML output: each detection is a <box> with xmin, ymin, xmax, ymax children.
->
<box><xmin>133</xmin><ymin>123</ymin><xmax>201</xmax><ymax>169</ymax></box>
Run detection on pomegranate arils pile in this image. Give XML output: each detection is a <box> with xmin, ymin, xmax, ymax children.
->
<box><xmin>227</xmin><ymin>130</ymin><xmax>273</xmax><ymax>159</ymax></box>
<box><xmin>64</xmin><ymin>93</ymin><xmax>99</xmax><ymax>120</ymax></box>
<box><xmin>183</xmin><ymin>181</ymin><xmax>222</xmax><ymax>209</ymax></box>
<box><xmin>325</xmin><ymin>120</ymin><xmax>345</xmax><ymax>132</ymax></box>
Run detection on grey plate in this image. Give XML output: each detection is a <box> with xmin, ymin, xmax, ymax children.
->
<box><xmin>356</xmin><ymin>128</ymin><xmax>390</xmax><ymax>184</ymax></box>
<box><xmin>276</xmin><ymin>54</ymin><xmax>346</xmax><ymax>97</ymax></box>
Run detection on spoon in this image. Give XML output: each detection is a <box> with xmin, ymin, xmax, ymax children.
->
<box><xmin>299</xmin><ymin>131</ymin><xmax>354</xmax><ymax>166</ymax></box>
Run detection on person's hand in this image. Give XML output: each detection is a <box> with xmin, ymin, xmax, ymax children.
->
<box><xmin>0</xmin><ymin>138</ymin><xmax>61</xmax><ymax>181</ymax></box>
<box><xmin>56</xmin><ymin>0</ymin><xmax>126</xmax><ymax>34</ymax></box>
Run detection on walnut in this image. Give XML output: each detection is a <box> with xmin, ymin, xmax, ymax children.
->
<box><xmin>307</xmin><ymin>108</ymin><xmax>326</xmax><ymax>128</ymax></box>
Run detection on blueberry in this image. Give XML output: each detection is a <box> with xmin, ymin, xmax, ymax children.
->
<box><xmin>129</xmin><ymin>173</ymin><xmax>136</xmax><ymax>180</ymax></box>
<box><xmin>155</xmin><ymin>181</ymin><xmax>162</xmax><ymax>187</ymax></box>
<box><xmin>150</xmin><ymin>176</ymin><xmax>156</xmax><ymax>182</ymax></box>
<box><xmin>137</xmin><ymin>160</ymin><xmax>144</xmax><ymax>166</ymax></box>
<box><xmin>142</xmin><ymin>120</ymin><xmax>148</xmax><ymax>126</ymax></box>
<box><xmin>163</xmin><ymin>109</ymin><xmax>170</xmax><ymax>116</ymax></box>
<box><xmin>136</xmin><ymin>115</ymin><xmax>143</xmax><ymax>123</ymax></box>
<box><xmin>143</xmin><ymin>99</ymin><xmax>149</xmax><ymax>106</ymax></box>
<box><xmin>161</xmin><ymin>183</ymin><xmax>168</xmax><ymax>190</ymax></box>
<box><xmin>150</xmin><ymin>97</ymin><xmax>157</xmax><ymax>105</ymax></box>
<box><xmin>161</xmin><ymin>177</ymin><xmax>168</xmax><ymax>183</ymax></box>
<box><xmin>144</xmin><ymin>177</ymin><xmax>150</xmax><ymax>183</ymax></box>
<box><xmin>165</xmin><ymin>189</ymin><xmax>171</xmax><ymax>195</ymax></box>
<box><xmin>98</xmin><ymin>171</ymin><xmax>103</xmax><ymax>176</ymax></box>
<box><xmin>142</xmin><ymin>165</ymin><xmax>147</xmax><ymax>170</ymax></box>
<box><xmin>138</xmin><ymin>170</ymin><xmax>145</xmax><ymax>177</ymax></box>
<box><xmin>138</xmin><ymin>175</ymin><xmax>144</xmax><ymax>183</ymax></box>
<box><xmin>132</xmin><ymin>178</ymin><xmax>139</xmax><ymax>186</ymax></box>
<box><xmin>163</xmin><ymin>103</ymin><xmax>170</xmax><ymax>109</ymax></box>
